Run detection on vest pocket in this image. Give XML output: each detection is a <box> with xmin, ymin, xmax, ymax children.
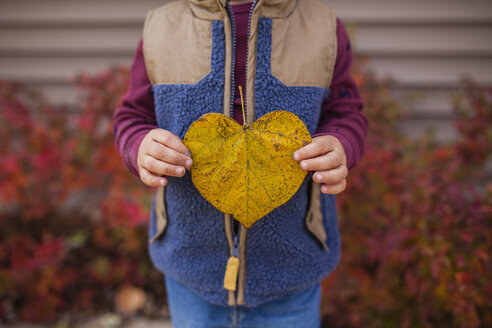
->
<box><xmin>150</xmin><ymin>186</ymin><xmax>168</xmax><ymax>243</ymax></box>
<box><xmin>305</xmin><ymin>182</ymin><xmax>329</xmax><ymax>251</ymax></box>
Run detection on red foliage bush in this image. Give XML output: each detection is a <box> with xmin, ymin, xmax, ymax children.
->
<box><xmin>0</xmin><ymin>67</ymin><xmax>490</xmax><ymax>326</ymax></box>
<box><xmin>0</xmin><ymin>68</ymin><xmax>164</xmax><ymax>324</ymax></box>
<box><xmin>321</xmin><ymin>75</ymin><xmax>492</xmax><ymax>327</ymax></box>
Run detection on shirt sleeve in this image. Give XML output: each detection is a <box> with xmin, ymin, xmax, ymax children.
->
<box><xmin>112</xmin><ymin>38</ymin><xmax>157</xmax><ymax>178</ymax></box>
<box><xmin>313</xmin><ymin>18</ymin><xmax>368</xmax><ymax>170</ymax></box>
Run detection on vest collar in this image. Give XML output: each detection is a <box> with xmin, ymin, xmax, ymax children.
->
<box><xmin>187</xmin><ymin>0</ymin><xmax>297</xmax><ymax>20</ymax></box>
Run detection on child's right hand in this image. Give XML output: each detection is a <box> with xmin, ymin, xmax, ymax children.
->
<box><xmin>137</xmin><ymin>128</ymin><xmax>193</xmax><ymax>187</ymax></box>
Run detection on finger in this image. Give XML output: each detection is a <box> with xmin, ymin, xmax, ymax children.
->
<box><xmin>293</xmin><ymin>137</ymin><xmax>336</xmax><ymax>162</ymax></box>
<box><xmin>312</xmin><ymin>165</ymin><xmax>348</xmax><ymax>185</ymax></box>
<box><xmin>142</xmin><ymin>155</ymin><xmax>186</xmax><ymax>177</ymax></box>
<box><xmin>147</xmin><ymin>141</ymin><xmax>193</xmax><ymax>169</ymax></box>
<box><xmin>150</xmin><ymin>129</ymin><xmax>189</xmax><ymax>155</ymax></box>
<box><xmin>299</xmin><ymin>151</ymin><xmax>345</xmax><ymax>172</ymax></box>
<box><xmin>320</xmin><ymin>179</ymin><xmax>347</xmax><ymax>195</ymax></box>
<box><xmin>139</xmin><ymin>167</ymin><xmax>167</xmax><ymax>187</ymax></box>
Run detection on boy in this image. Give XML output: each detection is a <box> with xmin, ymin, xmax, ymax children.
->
<box><xmin>114</xmin><ymin>0</ymin><xmax>368</xmax><ymax>326</ymax></box>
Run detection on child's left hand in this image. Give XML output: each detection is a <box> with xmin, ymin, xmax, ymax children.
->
<box><xmin>293</xmin><ymin>135</ymin><xmax>348</xmax><ymax>194</ymax></box>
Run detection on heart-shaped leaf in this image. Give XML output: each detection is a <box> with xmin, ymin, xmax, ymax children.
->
<box><xmin>184</xmin><ymin>110</ymin><xmax>311</xmax><ymax>228</ymax></box>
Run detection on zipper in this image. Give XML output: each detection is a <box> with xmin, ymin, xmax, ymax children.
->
<box><xmin>222</xmin><ymin>0</ymin><xmax>259</xmax><ymax>305</ymax></box>
<box><xmin>222</xmin><ymin>2</ymin><xmax>240</xmax><ymax>298</ymax></box>
<box><xmin>244</xmin><ymin>0</ymin><xmax>258</xmax><ymax>124</ymax></box>
<box><xmin>225</xmin><ymin>1</ymin><xmax>237</xmax><ymax>120</ymax></box>
<box><xmin>226</xmin><ymin>0</ymin><xmax>258</xmax><ymax>123</ymax></box>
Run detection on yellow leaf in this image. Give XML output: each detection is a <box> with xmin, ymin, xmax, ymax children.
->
<box><xmin>184</xmin><ymin>110</ymin><xmax>311</xmax><ymax>228</ymax></box>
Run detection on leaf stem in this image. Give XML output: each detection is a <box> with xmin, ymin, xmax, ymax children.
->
<box><xmin>238</xmin><ymin>85</ymin><xmax>246</xmax><ymax>127</ymax></box>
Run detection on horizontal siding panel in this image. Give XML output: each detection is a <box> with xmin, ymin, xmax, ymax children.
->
<box><xmin>31</xmin><ymin>83</ymin><xmax>84</xmax><ymax>108</ymax></box>
<box><xmin>328</xmin><ymin>0</ymin><xmax>492</xmax><ymax>24</ymax></box>
<box><xmin>0</xmin><ymin>0</ymin><xmax>166</xmax><ymax>26</ymax></box>
<box><xmin>0</xmin><ymin>56</ymin><xmax>132</xmax><ymax>83</ymax></box>
<box><xmin>0</xmin><ymin>27</ymin><xmax>140</xmax><ymax>55</ymax></box>
<box><xmin>399</xmin><ymin>117</ymin><xmax>457</xmax><ymax>142</ymax></box>
<box><xmin>353</xmin><ymin>26</ymin><xmax>492</xmax><ymax>57</ymax></box>
<box><xmin>366</xmin><ymin>57</ymin><xmax>492</xmax><ymax>87</ymax></box>
<box><xmin>3</xmin><ymin>25</ymin><xmax>491</xmax><ymax>58</ymax></box>
<box><xmin>1</xmin><ymin>0</ymin><xmax>491</xmax><ymax>27</ymax></box>
<box><xmin>391</xmin><ymin>87</ymin><xmax>457</xmax><ymax>117</ymax></box>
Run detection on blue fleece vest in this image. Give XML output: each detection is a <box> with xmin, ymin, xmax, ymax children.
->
<box><xmin>148</xmin><ymin>18</ymin><xmax>341</xmax><ymax>307</ymax></box>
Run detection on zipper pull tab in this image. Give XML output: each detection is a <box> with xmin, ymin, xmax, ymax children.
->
<box><xmin>224</xmin><ymin>235</ymin><xmax>240</xmax><ymax>291</ymax></box>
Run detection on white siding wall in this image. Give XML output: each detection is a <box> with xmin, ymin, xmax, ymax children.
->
<box><xmin>1</xmin><ymin>0</ymin><xmax>491</xmax><ymax>141</ymax></box>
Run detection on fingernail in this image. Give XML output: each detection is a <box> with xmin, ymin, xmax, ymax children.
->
<box><xmin>293</xmin><ymin>152</ymin><xmax>300</xmax><ymax>161</ymax></box>
<box><xmin>176</xmin><ymin>167</ymin><xmax>185</xmax><ymax>175</ymax></box>
<box><xmin>313</xmin><ymin>173</ymin><xmax>320</xmax><ymax>182</ymax></box>
<box><xmin>300</xmin><ymin>161</ymin><xmax>307</xmax><ymax>170</ymax></box>
<box><xmin>186</xmin><ymin>151</ymin><xmax>191</xmax><ymax>157</ymax></box>
<box><xmin>160</xmin><ymin>179</ymin><xmax>166</xmax><ymax>186</ymax></box>
<box><xmin>185</xmin><ymin>159</ymin><xmax>193</xmax><ymax>168</ymax></box>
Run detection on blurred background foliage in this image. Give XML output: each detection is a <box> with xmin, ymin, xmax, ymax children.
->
<box><xmin>0</xmin><ymin>68</ymin><xmax>165</xmax><ymax>324</ymax></box>
<box><xmin>322</xmin><ymin>71</ymin><xmax>492</xmax><ymax>327</ymax></box>
<box><xmin>0</xmin><ymin>65</ymin><xmax>491</xmax><ymax>327</ymax></box>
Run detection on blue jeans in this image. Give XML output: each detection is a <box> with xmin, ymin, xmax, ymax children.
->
<box><xmin>165</xmin><ymin>276</ymin><xmax>321</xmax><ymax>328</ymax></box>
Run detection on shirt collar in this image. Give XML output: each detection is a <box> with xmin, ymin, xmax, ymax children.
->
<box><xmin>187</xmin><ymin>0</ymin><xmax>297</xmax><ymax>20</ymax></box>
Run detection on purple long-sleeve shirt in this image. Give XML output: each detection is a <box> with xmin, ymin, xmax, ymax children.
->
<box><xmin>113</xmin><ymin>8</ymin><xmax>367</xmax><ymax>178</ymax></box>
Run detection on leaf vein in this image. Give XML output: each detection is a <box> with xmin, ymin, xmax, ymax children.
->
<box><xmin>247</xmin><ymin>153</ymin><xmax>274</xmax><ymax>205</ymax></box>
<box><xmin>249</xmin><ymin>128</ymin><xmax>307</xmax><ymax>146</ymax></box>
<box><xmin>203</xmin><ymin>131</ymin><xmax>245</xmax><ymax>198</ymax></box>
<box><xmin>193</xmin><ymin>129</ymin><xmax>242</xmax><ymax>158</ymax></box>
<box><xmin>248</xmin><ymin>131</ymin><xmax>289</xmax><ymax>188</ymax></box>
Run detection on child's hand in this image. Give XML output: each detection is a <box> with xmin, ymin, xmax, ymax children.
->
<box><xmin>293</xmin><ymin>135</ymin><xmax>348</xmax><ymax>194</ymax></box>
<box><xmin>137</xmin><ymin>128</ymin><xmax>193</xmax><ymax>187</ymax></box>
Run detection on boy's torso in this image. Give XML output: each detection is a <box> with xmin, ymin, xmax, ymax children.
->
<box><xmin>143</xmin><ymin>0</ymin><xmax>341</xmax><ymax>307</ymax></box>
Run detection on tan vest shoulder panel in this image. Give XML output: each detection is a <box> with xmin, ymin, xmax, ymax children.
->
<box><xmin>143</xmin><ymin>1</ymin><xmax>213</xmax><ymax>85</ymax></box>
<box><xmin>271</xmin><ymin>0</ymin><xmax>337</xmax><ymax>89</ymax></box>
